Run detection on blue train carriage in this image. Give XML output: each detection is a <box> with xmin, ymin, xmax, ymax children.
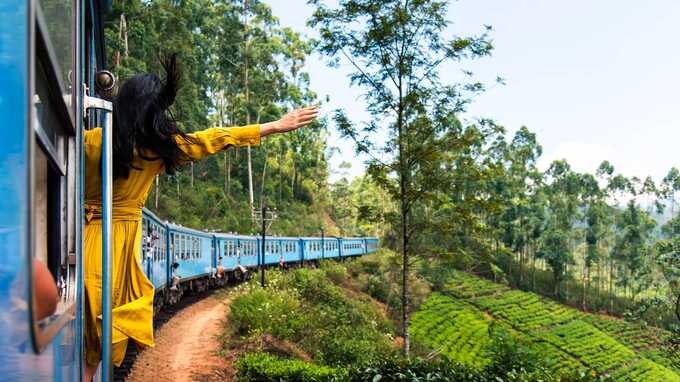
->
<box><xmin>341</xmin><ymin>237</ymin><xmax>369</xmax><ymax>257</ymax></box>
<box><xmin>141</xmin><ymin>208</ymin><xmax>169</xmax><ymax>313</ymax></box>
<box><xmin>0</xmin><ymin>0</ymin><xmax>112</xmax><ymax>379</ymax></box>
<box><xmin>259</xmin><ymin>236</ymin><xmax>302</xmax><ymax>265</ymax></box>
<box><xmin>365</xmin><ymin>237</ymin><xmax>379</xmax><ymax>254</ymax></box>
<box><xmin>166</xmin><ymin>223</ymin><xmax>214</xmax><ymax>295</ymax></box>
<box><xmin>213</xmin><ymin>233</ymin><xmax>259</xmax><ymax>280</ymax></box>
<box><xmin>300</xmin><ymin>237</ymin><xmax>321</xmax><ymax>261</ymax></box>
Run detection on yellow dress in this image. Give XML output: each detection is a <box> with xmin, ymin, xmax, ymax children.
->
<box><xmin>83</xmin><ymin>125</ymin><xmax>260</xmax><ymax>367</ymax></box>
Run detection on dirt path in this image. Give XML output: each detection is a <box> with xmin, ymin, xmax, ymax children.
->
<box><xmin>126</xmin><ymin>293</ymin><xmax>235</xmax><ymax>381</ymax></box>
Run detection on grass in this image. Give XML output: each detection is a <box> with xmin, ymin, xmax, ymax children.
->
<box><xmin>411</xmin><ymin>271</ymin><xmax>680</xmax><ymax>382</ymax></box>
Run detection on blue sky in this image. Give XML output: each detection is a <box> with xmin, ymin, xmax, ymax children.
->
<box><xmin>268</xmin><ymin>0</ymin><xmax>680</xmax><ymax>183</ymax></box>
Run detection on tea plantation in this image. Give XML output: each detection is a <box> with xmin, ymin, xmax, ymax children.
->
<box><xmin>411</xmin><ymin>272</ymin><xmax>680</xmax><ymax>382</ymax></box>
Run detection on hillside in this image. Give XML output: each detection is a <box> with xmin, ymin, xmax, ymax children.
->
<box><xmin>411</xmin><ymin>271</ymin><xmax>680</xmax><ymax>381</ymax></box>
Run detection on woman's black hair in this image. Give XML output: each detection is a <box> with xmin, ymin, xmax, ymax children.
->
<box><xmin>111</xmin><ymin>54</ymin><xmax>194</xmax><ymax>179</ymax></box>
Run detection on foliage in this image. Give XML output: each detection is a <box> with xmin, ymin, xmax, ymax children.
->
<box><xmin>104</xmin><ymin>0</ymin><xmax>332</xmax><ymax>235</ymax></box>
<box><xmin>310</xmin><ymin>0</ymin><xmax>494</xmax><ymax>355</ymax></box>
<box><xmin>409</xmin><ymin>271</ymin><xmax>680</xmax><ymax>381</ymax></box>
<box><xmin>236</xmin><ymin>352</ymin><xmax>347</xmax><ymax>382</ymax></box>
<box><xmin>228</xmin><ymin>267</ymin><xmax>394</xmax><ymax>366</ymax></box>
<box><xmin>229</xmin><ymin>288</ymin><xmax>304</xmax><ymax>339</ymax></box>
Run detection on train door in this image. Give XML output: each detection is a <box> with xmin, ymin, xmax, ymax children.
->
<box><xmin>0</xmin><ymin>0</ymin><xmax>114</xmax><ymax>380</ymax></box>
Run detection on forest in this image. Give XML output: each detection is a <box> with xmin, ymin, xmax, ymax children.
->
<box><xmin>104</xmin><ymin>0</ymin><xmax>680</xmax><ymax>380</ymax></box>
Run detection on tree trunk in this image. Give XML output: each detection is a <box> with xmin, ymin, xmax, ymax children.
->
<box><xmin>154</xmin><ymin>175</ymin><xmax>159</xmax><ymax>209</ymax></box>
<box><xmin>279</xmin><ymin>145</ymin><xmax>283</xmax><ymax>205</ymax></box>
<box><xmin>531</xmin><ymin>244</ymin><xmax>536</xmax><ymax>291</ymax></box>
<box><xmin>190</xmin><ymin>162</ymin><xmax>194</xmax><ymax>188</ymax></box>
<box><xmin>115</xmin><ymin>14</ymin><xmax>128</xmax><ymax>67</ymax></box>
<box><xmin>244</xmin><ymin>0</ymin><xmax>253</xmax><ymax>211</ymax></box>
<box><xmin>582</xmin><ymin>264</ymin><xmax>589</xmax><ymax>311</ymax></box>
<box><xmin>396</xmin><ymin>67</ymin><xmax>410</xmax><ymax>357</ymax></box>
<box><xmin>608</xmin><ymin>259</ymin><xmax>614</xmax><ymax>313</ymax></box>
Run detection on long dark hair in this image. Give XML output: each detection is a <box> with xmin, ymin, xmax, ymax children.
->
<box><xmin>111</xmin><ymin>54</ymin><xmax>193</xmax><ymax>179</ymax></box>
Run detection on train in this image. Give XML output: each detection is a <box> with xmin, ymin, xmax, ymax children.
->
<box><xmin>141</xmin><ymin>207</ymin><xmax>378</xmax><ymax>314</ymax></box>
<box><xmin>0</xmin><ymin>0</ymin><xmax>378</xmax><ymax>380</ymax></box>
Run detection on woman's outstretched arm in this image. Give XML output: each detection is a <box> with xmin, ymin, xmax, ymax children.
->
<box><xmin>175</xmin><ymin>106</ymin><xmax>319</xmax><ymax>161</ymax></box>
<box><xmin>260</xmin><ymin>106</ymin><xmax>319</xmax><ymax>137</ymax></box>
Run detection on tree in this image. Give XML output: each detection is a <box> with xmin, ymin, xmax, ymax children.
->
<box><xmin>104</xmin><ymin>0</ymin><xmax>332</xmax><ymax>236</ymax></box>
<box><xmin>581</xmin><ymin>172</ymin><xmax>607</xmax><ymax>311</ymax></box>
<box><xmin>310</xmin><ymin>0</ymin><xmax>492</xmax><ymax>355</ymax></box>
<box><xmin>537</xmin><ymin>160</ymin><xmax>581</xmax><ymax>298</ymax></box>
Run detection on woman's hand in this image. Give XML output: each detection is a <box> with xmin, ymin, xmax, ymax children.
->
<box><xmin>260</xmin><ymin>106</ymin><xmax>319</xmax><ymax>137</ymax></box>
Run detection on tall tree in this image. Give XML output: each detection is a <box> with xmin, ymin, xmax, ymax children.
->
<box><xmin>310</xmin><ymin>0</ymin><xmax>492</xmax><ymax>355</ymax></box>
<box><xmin>538</xmin><ymin>160</ymin><xmax>581</xmax><ymax>298</ymax></box>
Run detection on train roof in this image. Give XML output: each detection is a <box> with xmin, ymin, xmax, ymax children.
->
<box><xmin>165</xmin><ymin>222</ymin><xmax>213</xmax><ymax>238</ymax></box>
<box><xmin>142</xmin><ymin>207</ymin><xmax>166</xmax><ymax>224</ymax></box>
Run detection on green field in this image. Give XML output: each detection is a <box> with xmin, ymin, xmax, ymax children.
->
<box><xmin>411</xmin><ymin>272</ymin><xmax>679</xmax><ymax>381</ymax></box>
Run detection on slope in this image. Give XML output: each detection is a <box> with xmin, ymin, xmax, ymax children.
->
<box><xmin>411</xmin><ymin>271</ymin><xmax>679</xmax><ymax>382</ymax></box>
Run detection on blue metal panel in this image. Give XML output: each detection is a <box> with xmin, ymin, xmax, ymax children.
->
<box><xmin>282</xmin><ymin>240</ymin><xmax>299</xmax><ymax>262</ymax></box>
<box><xmin>238</xmin><ymin>238</ymin><xmax>258</xmax><ymax>268</ymax></box>
<box><xmin>168</xmin><ymin>228</ymin><xmax>213</xmax><ymax>280</ymax></box>
<box><xmin>0</xmin><ymin>0</ymin><xmax>44</xmax><ymax>380</ymax></box>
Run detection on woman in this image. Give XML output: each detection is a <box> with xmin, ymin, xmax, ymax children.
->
<box><xmin>83</xmin><ymin>55</ymin><xmax>318</xmax><ymax>380</ymax></box>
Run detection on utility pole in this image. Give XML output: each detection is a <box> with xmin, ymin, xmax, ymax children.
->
<box><xmin>253</xmin><ymin>203</ymin><xmax>277</xmax><ymax>288</ymax></box>
<box><xmin>260</xmin><ymin>204</ymin><xmax>266</xmax><ymax>287</ymax></box>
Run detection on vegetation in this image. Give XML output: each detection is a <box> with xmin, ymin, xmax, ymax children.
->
<box><xmin>310</xmin><ymin>0</ymin><xmax>494</xmax><ymax>355</ymax></box>
<box><xmin>226</xmin><ymin>267</ymin><xmax>395</xmax><ymax>366</ymax></box>
<box><xmin>104</xmin><ymin>0</ymin><xmax>341</xmax><ymax>236</ymax></box>
<box><xmin>102</xmin><ymin>0</ymin><xmax>680</xmax><ymax>378</ymax></box>
<box><xmin>231</xmin><ymin>260</ymin><xmax>612</xmax><ymax>381</ymax></box>
<box><xmin>410</xmin><ymin>271</ymin><xmax>680</xmax><ymax>381</ymax></box>
<box><xmin>236</xmin><ymin>353</ymin><xmax>347</xmax><ymax>382</ymax></box>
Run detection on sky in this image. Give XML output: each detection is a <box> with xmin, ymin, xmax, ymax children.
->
<box><xmin>268</xmin><ymin>0</ymin><xmax>680</xmax><ymax>183</ymax></box>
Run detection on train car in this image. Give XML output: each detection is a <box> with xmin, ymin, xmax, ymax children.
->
<box><xmin>0</xmin><ymin>0</ymin><xmax>113</xmax><ymax>379</ymax></box>
<box><xmin>342</xmin><ymin>237</ymin><xmax>368</xmax><ymax>257</ymax></box>
<box><xmin>141</xmin><ymin>209</ymin><xmax>169</xmax><ymax>291</ymax></box>
<box><xmin>301</xmin><ymin>237</ymin><xmax>324</xmax><ymax>261</ymax></box>
<box><xmin>213</xmin><ymin>233</ymin><xmax>259</xmax><ymax>276</ymax></box>
<box><xmin>260</xmin><ymin>236</ymin><xmax>289</xmax><ymax>265</ymax></box>
<box><xmin>365</xmin><ymin>237</ymin><xmax>379</xmax><ymax>254</ymax></box>
<box><xmin>166</xmin><ymin>223</ymin><xmax>213</xmax><ymax>291</ymax></box>
<box><xmin>323</xmin><ymin>237</ymin><xmax>341</xmax><ymax>259</ymax></box>
<box><xmin>279</xmin><ymin>237</ymin><xmax>302</xmax><ymax>263</ymax></box>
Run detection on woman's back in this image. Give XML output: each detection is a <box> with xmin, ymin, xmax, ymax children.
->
<box><xmin>83</xmin><ymin>128</ymin><xmax>163</xmax><ymax>220</ymax></box>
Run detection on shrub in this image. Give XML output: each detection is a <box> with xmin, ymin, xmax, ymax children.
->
<box><xmin>320</xmin><ymin>261</ymin><xmax>349</xmax><ymax>285</ymax></box>
<box><xmin>365</xmin><ymin>274</ymin><xmax>389</xmax><ymax>302</ymax></box>
<box><xmin>236</xmin><ymin>352</ymin><xmax>347</xmax><ymax>382</ymax></box>
<box><xmin>229</xmin><ymin>288</ymin><xmax>303</xmax><ymax>339</ymax></box>
<box><xmin>346</xmin><ymin>356</ymin><xmax>610</xmax><ymax>382</ymax></box>
<box><xmin>230</xmin><ymin>268</ymin><xmax>395</xmax><ymax>367</ymax></box>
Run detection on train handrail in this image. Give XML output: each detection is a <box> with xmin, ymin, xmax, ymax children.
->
<box><xmin>84</xmin><ymin>92</ymin><xmax>114</xmax><ymax>382</ymax></box>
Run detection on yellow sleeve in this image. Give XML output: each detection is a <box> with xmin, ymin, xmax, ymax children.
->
<box><xmin>175</xmin><ymin>124</ymin><xmax>261</xmax><ymax>161</ymax></box>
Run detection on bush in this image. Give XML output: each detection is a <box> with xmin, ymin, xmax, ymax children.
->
<box><xmin>236</xmin><ymin>352</ymin><xmax>347</xmax><ymax>382</ymax></box>
<box><xmin>320</xmin><ymin>261</ymin><xmax>349</xmax><ymax>285</ymax></box>
<box><xmin>365</xmin><ymin>274</ymin><xmax>389</xmax><ymax>302</ymax></box>
<box><xmin>229</xmin><ymin>268</ymin><xmax>395</xmax><ymax>367</ymax></box>
<box><xmin>346</xmin><ymin>356</ymin><xmax>610</xmax><ymax>382</ymax></box>
<box><xmin>229</xmin><ymin>288</ymin><xmax>304</xmax><ymax>339</ymax></box>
